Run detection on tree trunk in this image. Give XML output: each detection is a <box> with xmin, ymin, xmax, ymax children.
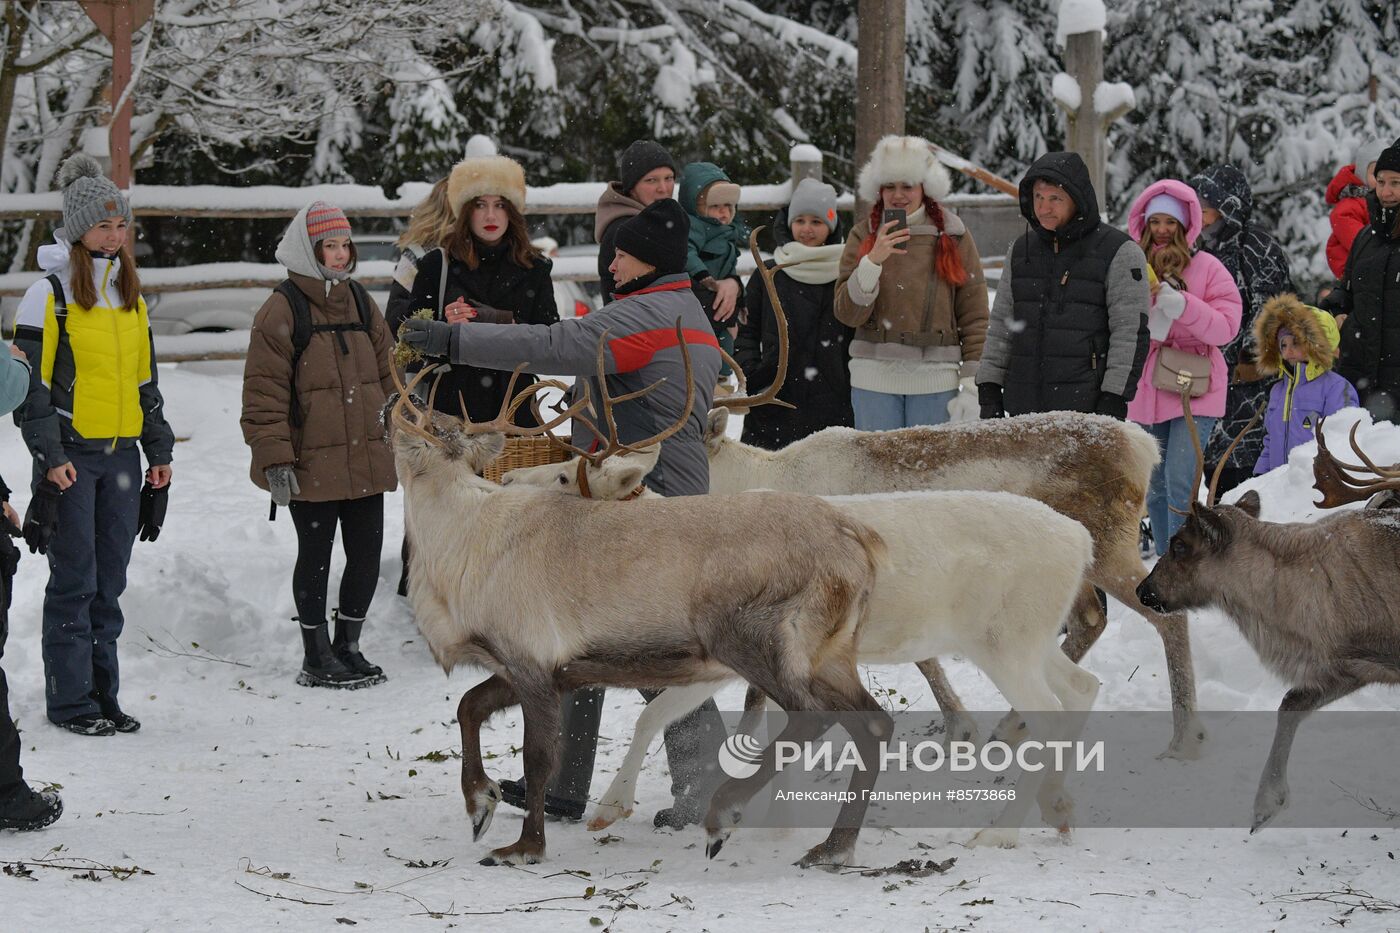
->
<box><xmin>855</xmin><ymin>0</ymin><xmax>905</xmax><ymax>211</ymax></box>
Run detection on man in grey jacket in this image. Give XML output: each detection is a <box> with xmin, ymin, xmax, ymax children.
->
<box><xmin>977</xmin><ymin>151</ymin><xmax>1150</xmax><ymax>420</ymax></box>
<box><xmin>401</xmin><ymin>198</ymin><xmax>727</xmax><ymax>827</ymax></box>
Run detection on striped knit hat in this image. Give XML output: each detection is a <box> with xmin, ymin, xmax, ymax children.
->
<box><xmin>305</xmin><ymin>201</ymin><xmax>351</xmax><ymax>246</ymax></box>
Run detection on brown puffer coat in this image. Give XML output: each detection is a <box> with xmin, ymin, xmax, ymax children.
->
<box><xmin>241</xmin><ymin>271</ymin><xmax>398</xmax><ymax>502</ymax></box>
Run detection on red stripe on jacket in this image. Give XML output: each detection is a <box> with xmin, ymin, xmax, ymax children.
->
<box><xmin>608</xmin><ymin>328</ymin><xmax>720</xmax><ymax>373</ymax></box>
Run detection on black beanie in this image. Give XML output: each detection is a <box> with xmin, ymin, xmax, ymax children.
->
<box><xmin>614</xmin><ymin>199</ymin><xmax>689</xmax><ymax>276</ymax></box>
<box><xmin>1376</xmin><ymin>137</ymin><xmax>1400</xmax><ymax>177</ymax></box>
<box><xmin>618</xmin><ymin>140</ymin><xmax>677</xmax><ymax>198</ymax></box>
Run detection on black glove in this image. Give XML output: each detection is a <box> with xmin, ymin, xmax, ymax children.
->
<box><xmin>1094</xmin><ymin>392</ymin><xmax>1128</xmax><ymax>420</ymax></box>
<box><xmin>138</xmin><ymin>481</ymin><xmax>169</xmax><ymax>542</ymax></box>
<box><xmin>978</xmin><ymin>382</ymin><xmax>1006</xmax><ymax>420</ymax></box>
<box><xmin>22</xmin><ymin>479</ymin><xmax>62</xmax><ymax>555</ymax></box>
<box><xmin>399</xmin><ymin>318</ymin><xmax>453</xmax><ymax>359</ymax></box>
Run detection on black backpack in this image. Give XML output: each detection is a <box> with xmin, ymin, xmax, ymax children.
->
<box><xmin>277</xmin><ymin>278</ymin><xmax>375</xmax><ymax>428</ymax></box>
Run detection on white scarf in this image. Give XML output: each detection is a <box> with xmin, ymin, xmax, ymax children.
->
<box><xmin>771</xmin><ymin>241</ymin><xmax>844</xmax><ymax>284</ymax></box>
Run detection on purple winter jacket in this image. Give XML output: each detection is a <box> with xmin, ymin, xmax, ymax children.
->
<box><xmin>1253</xmin><ymin>365</ymin><xmax>1358</xmax><ymax>474</ymax></box>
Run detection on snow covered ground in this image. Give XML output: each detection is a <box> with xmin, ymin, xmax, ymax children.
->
<box><xmin>2</xmin><ymin>364</ymin><xmax>1398</xmax><ymax>931</ymax></box>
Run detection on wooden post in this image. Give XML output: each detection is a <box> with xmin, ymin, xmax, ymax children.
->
<box><xmin>81</xmin><ymin>0</ymin><xmax>154</xmax><ymax>188</ymax></box>
<box><xmin>855</xmin><ymin>0</ymin><xmax>905</xmax><ymax>209</ymax></box>
<box><xmin>790</xmin><ymin>144</ymin><xmax>823</xmax><ymax>187</ymax></box>
<box><xmin>1058</xmin><ymin>30</ymin><xmax>1133</xmax><ymax>204</ymax></box>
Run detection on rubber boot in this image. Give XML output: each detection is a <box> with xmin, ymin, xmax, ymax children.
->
<box><xmin>332</xmin><ymin>610</ymin><xmax>387</xmax><ymax>685</ymax></box>
<box><xmin>296</xmin><ymin>623</ymin><xmax>373</xmax><ymax>689</ymax></box>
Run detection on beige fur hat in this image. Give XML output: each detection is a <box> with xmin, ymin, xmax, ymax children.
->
<box><xmin>447</xmin><ymin>155</ymin><xmax>527</xmax><ymax>216</ymax></box>
<box><xmin>856</xmin><ymin>135</ymin><xmax>951</xmax><ymax>203</ymax></box>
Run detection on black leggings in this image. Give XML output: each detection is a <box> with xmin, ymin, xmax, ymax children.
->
<box><xmin>287</xmin><ymin>495</ymin><xmax>384</xmax><ymax>626</ymax></box>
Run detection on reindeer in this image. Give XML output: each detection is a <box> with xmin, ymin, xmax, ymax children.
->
<box><xmin>389</xmin><ymin>353</ymin><xmax>903</xmax><ymax>869</ymax></box>
<box><xmin>1136</xmin><ymin>410</ymin><xmax>1400</xmax><ymax>831</ymax></box>
<box><xmin>508</xmin><ymin>430</ymin><xmax>1102</xmax><ymax>848</ymax></box>
<box><xmin>507</xmin><ymin>232</ymin><xmax>1197</xmax><ymax>759</ymax></box>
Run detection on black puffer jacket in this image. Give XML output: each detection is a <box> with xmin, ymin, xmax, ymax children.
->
<box><xmin>401</xmin><ymin>242</ymin><xmax>559</xmax><ymax>422</ymax></box>
<box><xmin>979</xmin><ymin>151</ymin><xmax>1150</xmax><ymax>416</ymax></box>
<box><xmin>734</xmin><ymin>210</ymin><xmax>853</xmax><ymax>449</ymax></box>
<box><xmin>1190</xmin><ymin>164</ymin><xmax>1295</xmax><ymax>469</ymax></box>
<box><xmin>1329</xmin><ymin>191</ymin><xmax>1400</xmax><ymax>422</ymax></box>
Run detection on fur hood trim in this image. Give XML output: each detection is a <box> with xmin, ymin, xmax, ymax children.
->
<box><xmin>1254</xmin><ymin>293</ymin><xmax>1340</xmax><ymax>379</ymax></box>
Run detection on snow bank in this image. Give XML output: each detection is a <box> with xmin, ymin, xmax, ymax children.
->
<box><xmin>0</xmin><ymin>371</ymin><xmax>1396</xmax><ymax>928</ymax></box>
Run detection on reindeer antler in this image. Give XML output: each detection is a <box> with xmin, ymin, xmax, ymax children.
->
<box><xmin>712</xmin><ymin>226</ymin><xmax>796</xmax><ymax>411</ymax></box>
<box><xmin>1312</xmin><ymin>418</ymin><xmax>1400</xmax><ymax>508</ymax></box>
<box><xmin>546</xmin><ymin>320</ymin><xmax>696</xmax><ymax>470</ymax></box>
<box><xmin>1177</xmin><ymin>390</ymin><xmax>1265</xmax><ymax>511</ymax></box>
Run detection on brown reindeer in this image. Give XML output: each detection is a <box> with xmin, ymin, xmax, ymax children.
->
<box><xmin>389</xmin><ymin>351</ymin><xmax>899</xmax><ymax>869</ymax></box>
<box><xmin>1137</xmin><ymin>408</ymin><xmax>1400</xmax><ymax>830</ymax></box>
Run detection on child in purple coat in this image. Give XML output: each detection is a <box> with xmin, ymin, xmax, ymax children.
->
<box><xmin>1253</xmin><ymin>294</ymin><xmax>1358</xmax><ymax>475</ymax></box>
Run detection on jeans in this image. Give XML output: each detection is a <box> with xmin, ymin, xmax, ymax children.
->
<box><xmin>1145</xmin><ymin>417</ymin><xmax>1216</xmax><ymax>556</ymax></box>
<box><xmin>39</xmin><ymin>446</ymin><xmax>141</xmax><ymax>723</ymax></box>
<box><xmin>851</xmin><ymin>387</ymin><xmax>957</xmax><ymax>431</ymax></box>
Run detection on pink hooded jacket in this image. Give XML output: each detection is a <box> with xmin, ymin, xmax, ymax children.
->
<box><xmin>1125</xmin><ymin>179</ymin><xmax>1242</xmax><ymax>424</ymax></box>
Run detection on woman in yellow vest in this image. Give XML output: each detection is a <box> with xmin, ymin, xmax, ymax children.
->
<box><xmin>13</xmin><ymin>154</ymin><xmax>174</xmax><ymax>737</ymax></box>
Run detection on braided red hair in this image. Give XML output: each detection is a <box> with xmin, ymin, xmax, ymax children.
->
<box><xmin>856</xmin><ymin>195</ymin><xmax>968</xmax><ymax>286</ymax></box>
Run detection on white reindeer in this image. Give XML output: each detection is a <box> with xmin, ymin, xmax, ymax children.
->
<box><xmin>502</xmin><ymin>318</ymin><xmax>1103</xmax><ymax>847</ymax></box>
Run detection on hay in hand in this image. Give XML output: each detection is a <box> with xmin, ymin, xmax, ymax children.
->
<box><xmin>394</xmin><ymin>308</ymin><xmax>438</xmax><ymax>368</ymax></box>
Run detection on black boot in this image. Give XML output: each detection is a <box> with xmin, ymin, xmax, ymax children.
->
<box><xmin>332</xmin><ymin>610</ymin><xmax>387</xmax><ymax>685</ymax></box>
<box><xmin>296</xmin><ymin>623</ymin><xmax>374</xmax><ymax>689</ymax></box>
<box><xmin>0</xmin><ymin>786</ymin><xmax>63</xmax><ymax>832</ymax></box>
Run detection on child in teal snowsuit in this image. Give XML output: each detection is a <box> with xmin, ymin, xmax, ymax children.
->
<box><xmin>680</xmin><ymin>162</ymin><xmax>749</xmax><ymax>381</ymax></box>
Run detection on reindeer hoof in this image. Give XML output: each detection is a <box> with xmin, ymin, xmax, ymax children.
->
<box><xmin>705</xmin><ymin>832</ymin><xmax>728</xmax><ymax>860</ymax></box>
<box><xmin>968</xmin><ymin>827</ymin><xmax>1020</xmax><ymax>848</ymax></box>
<box><xmin>480</xmin><ymin>842</ymin><xmax>544</xmax><ymax>866</ymax></box>
<box><xmin>468</xmin><ymin>781</ymin><xmax>502</xmax><ymax>842</ymax></box>
<box><xmin>1251</xmin><ymin>783</ymin><xmax>1288</xmax><ymax>833</ymax></box>
<box><xmin>1158</xmin><ymin>724</ymin><xmax>1207</xmax><ymax>761</ymax></box>
<box><xmin>795</xmin><ymin>842</ymin><xmax>854</xmax><ymax>871</ymax></box>
<box><xmin>586</xmin><ymin>803</ymin><xmax>631</xmax><ymax>832</ymax></box>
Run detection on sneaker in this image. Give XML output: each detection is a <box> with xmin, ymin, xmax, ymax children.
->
<box><xmin>55</xmin><ymin>713</ymin><xmax>115</xmax><ymax>736</ymax></box>
<box><xmin>498</xmin><ymin>777</ymin><xmax>585</xmax><ymax>821</ymax></box>
<box><xmin>102</xmin><ymin>708</ymin><xmax>141</xmax><ymax>733</ymax></box>
<box><xmin>0</xmin><ymin>788</ymin><xmax>63</xmax><ymax>832</ymax></box>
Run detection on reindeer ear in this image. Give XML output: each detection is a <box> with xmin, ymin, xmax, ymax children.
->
<box><xmin>610</xmin><ymin>452</ymin><xmax>656</xmax><ymax>493</ymax></box>
<box><xmin>705</xmin><ymin>408</ymin><xmax>729</xmax><ymax>454</ymax></box>
<box><xmin>1233</xmin><ymin>490</ymin><xmax>1262</xmax><ymax>518</ymax></box>
<box><xmin>1194</xmin><ymin>507</ymin><xmax>1233</xmax><ymax>552</ymax></box>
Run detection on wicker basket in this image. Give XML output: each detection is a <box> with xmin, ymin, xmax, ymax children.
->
<box><xmin>480</xmin><ymin>436</ymin><xmax>570</xmax><ymax>484</ymax></box>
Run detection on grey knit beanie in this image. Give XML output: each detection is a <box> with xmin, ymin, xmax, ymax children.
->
<box><xmin>787</xmin><ymin>177</ymin><xmax>838</xmax><ymax>232</ymax></box>
<box><xmin>57</xmin><ymin>154</ymin><xmax>131</xmax><ymax>243</ymax></box>
<box><xmin>1352</xmin><ymin>140</ymin><xmax>1386</xmax><ymax>179</ymax></box>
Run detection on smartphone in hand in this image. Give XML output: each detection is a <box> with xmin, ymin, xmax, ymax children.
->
<box><xmin>882</xmin><ymin>208</ymin><xmax>908</xmax><ymax>250</ymax></box>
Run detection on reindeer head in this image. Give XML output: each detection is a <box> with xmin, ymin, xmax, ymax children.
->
<box><xmin>387</xmin><ymin>364</ymin><xmax>587</xmax><ymax>481</ymax></box>
<box><xmin>1136</xmin><ymin>491</ymin><xmax>1262</xmax><ymax>613</ymax></box>
<box><xmin>1135</xmin><ymin>387</ymin><xmax>1268</xmax><ymax>614</ymax></box>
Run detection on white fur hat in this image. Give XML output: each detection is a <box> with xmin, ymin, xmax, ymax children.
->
<box><xmin>447</xmin><ymin>155</ymin><xmax>526</xmax><ymax>217</ymax></box>
<box><xmin>856</xmin><ymin>135</ymin><xmax>951</xmax><ymax>203</ymax></box>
